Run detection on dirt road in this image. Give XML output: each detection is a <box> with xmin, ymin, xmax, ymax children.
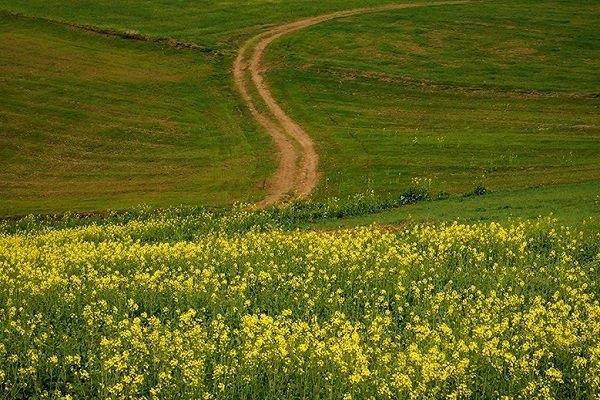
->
<box><xmin>234</xmin><ymin>1</ymin><xmax>471</xmax><ymax>207</ymax></box>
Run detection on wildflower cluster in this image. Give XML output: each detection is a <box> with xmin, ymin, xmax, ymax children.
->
<box><xmin>0</xmin><ymin>213</ymin><xmax>598</xmax><ymax>399</ymax></box>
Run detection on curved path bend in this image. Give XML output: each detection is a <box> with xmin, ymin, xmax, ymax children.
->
<box><xmin>234</xmin><ymin>1</ymin><xmax>472</xmax><ymax>207</ymax></box>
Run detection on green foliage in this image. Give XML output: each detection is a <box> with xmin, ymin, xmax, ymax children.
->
<box><xmin>436</xmin><ymin>191</ymin><xmax>451</xmax><ymax>200</ymax></box>
<box><xmin>0</xmin><ymin>191</ymin><xmax>431</xmax><ymax>239</ymax></box>
<box><xmin>0</xmin><ymin>210</ymin><xmax>599</xmax><ymax>398</ymax></box>
<box><xmin>400</xmin><ymin>186</ymin><xmax>431</xmax><ymax>204</ymax></box>
<box><xmin>465</xmin><ymin>185</ymin><xmax>488</xmax><ymax>197</ymax></box>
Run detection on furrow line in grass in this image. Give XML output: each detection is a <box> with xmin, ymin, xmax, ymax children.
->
<box><xmin>0</xmin><ymin>9</ymin><xmax>218</xmax><ymax>54</ymax></box>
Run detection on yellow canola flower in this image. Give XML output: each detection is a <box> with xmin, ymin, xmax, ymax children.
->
<box><xmin>0</xmin><ymin>215</ymin><xmax>598</xmax><ymax>398</ymax></box>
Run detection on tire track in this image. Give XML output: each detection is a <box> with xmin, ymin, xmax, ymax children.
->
<box><xmin>234</xmin><ymin>1</ymin><xmax>472</xmax><ymax>207</ymax></box>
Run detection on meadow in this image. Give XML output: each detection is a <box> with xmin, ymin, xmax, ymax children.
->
<box><xmin>1</xmin><ymin>0</ymin><xmax>598</xmax><ymax>219</ymax></box>
<box><xmin>266</xmin><ymin>0</ymin><xmax>599</xmax><ymax>201</ymax></box>
<box><xmin>0</xmin><ymin>207</ymin><xmax>599</xmax><ymax>399</ymax></box>
<box><xmin>0</xmin><ymin>0</ymin><xmax>599</xmax><ymax>398</ymax></box>
<box><xmin>0</xmin><ymin>14</ymin><xmax>274</xmax><ymax>215</ymax></box>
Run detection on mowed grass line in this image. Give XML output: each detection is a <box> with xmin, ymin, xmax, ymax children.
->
<box><xmin>264</xmin><ymin>0</ymin><xmax>599</xmax><ymax>210</ymax></box>
<box><xmin>0</xmin><ymin>15</ymin><xmax>275</xmax><ymax>215</ymax></box>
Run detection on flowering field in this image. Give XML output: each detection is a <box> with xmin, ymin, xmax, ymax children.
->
<box><xmin>0</xmin><ymin>210</ymin><xmax>599</xmax><ymax>399</ymax></box>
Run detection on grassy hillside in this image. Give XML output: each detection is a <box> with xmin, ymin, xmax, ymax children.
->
<box><xmin>0</xmin><ymin>0</ymin><xmax>399</xmax><ymax>215</ymax></box>
<box><xmin>0</xmin><ymin>0</ymin><xmax>597</xmax><ymax>221</ymax></box>
<box><xmin>0</xmin><ymin>15</ymin><xmax>274</xmax><ymax>215</ymax></box>
<box><xmin>0</xmin><ymin>0</ymin><xmax>400</xmax><ymax>49</ymax></box>
<box><xmin>313</xmin><ymin>183</ymin><xmax>600</xmax><ymax>229</ymax></box>
<box><xmin>0</xmin><ymin>1</ymin><xmax>598</xmax><ymax>397</ymax></box>
<box><xmin>265</xmin><ymin>0</ymin><xmax>599</xmax><ymax>206</ymax></box>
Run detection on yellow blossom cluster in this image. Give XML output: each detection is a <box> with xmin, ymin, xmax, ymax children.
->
<box><xmin>0</xmin><ymin>214</ymin><xmax>598</xmax><ymax>399</ymax></box>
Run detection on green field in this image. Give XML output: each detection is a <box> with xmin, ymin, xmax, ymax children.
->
<box><xmin>1</xmin><ymin>0</ymin><xmax>598</xmax><ymax>221</ymax></box>
<box><xmin>1</xmin><ymin>207</ymin><xmax>599</xmax><ymax>399</ymax></box>
<box><xmin>265</xmin><ymin>0</ymin><xmax>599</xmax><ymax>200</ymax></box>
<box><xmin>0</xmin><ymin>0</ymin><xmax>411</xmax><ymax>48</ymax></box>
<box><xmin>0</xmin><ymin>1</ymin><xmax>599</xmax><ymax>398</ymax></box>
<box><xmin>0</xmin><ymin>14</ymin><xmax>276</xmax><ymax>215</ymax></box>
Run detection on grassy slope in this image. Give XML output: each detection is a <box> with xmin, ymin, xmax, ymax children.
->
<box><xmin>265</xmin><ymin>0</ymin><xmax>599</xmax><ymax>216</ymax></box>
<box><xmin>0</xmin><ymin>0</ymin><xmax>597</xmax><ymax>222</ymax></box>
<box><xmin>0</xmin><ymin>0</ymin><xmax>403</xmax><ymax>216</ymax></box>
<box><xmin>312</xmin><ymin>182</ymin><xmax>600</xmax><ymax>229</ymax></box>
<box><xmin>0</xmin><ymin>0</ymin><xmax>404</xmax><ymax>48</ymax></box>
<box><xmin>0</xmin><ymin>15</ymin><xmax>275</xmax><ymax>215</ymax></box>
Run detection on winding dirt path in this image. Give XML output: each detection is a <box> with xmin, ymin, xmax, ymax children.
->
<box><xmin>234</xmin><ymin>1</ymin><xmax>471</xmax><ymax>207</ymax></box>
